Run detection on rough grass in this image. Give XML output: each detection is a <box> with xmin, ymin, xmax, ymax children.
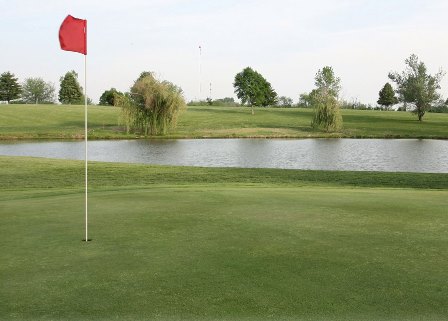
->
<box><xmin>1</xmin><ymin>157</ymin><xmax>448</xmax><ymax>320</ymax></box>
<box><xmin>0</xmin><ymin>104</ymin><xmax>447</xmax><ymax>139</ymax></box>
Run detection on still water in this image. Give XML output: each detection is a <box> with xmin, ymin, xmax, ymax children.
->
<box><xmin>0</xmin><ymin>139</ymin><xmax>447</xmax><ymax>173</ymax></box>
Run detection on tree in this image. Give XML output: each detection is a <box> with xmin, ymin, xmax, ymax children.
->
<box><xmin>314</xmin><ymin>66</ymin><xmax>341</xmax><ymax>98</ymax></box>
<box><xmin>99</xmin><ymin>88</ymin><xmax>123</xmax><ymax>106</ymax></box>
<box><xmin>377</xmin><ymin>82</ymin><xmax>398</xmax><ymax>110</ymax></box>
<box><xmin>115</xmin><ymin>72</ymin><xmax>186</xmax><ymax>135</ymax></box>
<box><xmin>0</xmin><ymin>72</ymin><xmax>21</xmax><ymax>103</ymax></box>
<box><xmin>389</xmin><ymin>54</ymin><xmax>445</xmax><ymax>121</ymax></box>
<box><xmin>58</xmin><ymin>71</ymin><xmax>83</xmax><ymax>104</ymax></box>
<box><xmin>233</xmin><ymin>67</ymin><xmax>277</xmax><ymax>114</ymax></box>
<box><xmin>21</xmin><ymin>77</ymin><xmax>55</xmax><ymax>104</ymax></box>
<box><xmin>277</xmin><ymin>96</ymin><xmax>293</xmax><ymax>107</ymax></box>
<box><xmin>311</xmin><ymin>66</ymin><xmax>343</xmax><ymax>132</ymax></box>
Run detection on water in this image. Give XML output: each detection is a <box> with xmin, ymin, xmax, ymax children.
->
<box><xmin>0</xmin><ymin>139</ymin><xmax>447</xmax><ymax>173</ymax></box>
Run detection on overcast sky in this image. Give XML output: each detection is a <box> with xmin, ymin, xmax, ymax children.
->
<box><xmin>1</xmin><ymin>0</ymin><xmax>448</xmax><ymax>104</ymax></box>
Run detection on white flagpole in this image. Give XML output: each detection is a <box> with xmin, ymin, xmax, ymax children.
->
<box><xmin>84</xmin><ymin>53</ymin><xmax>88</xmax><ymax>242</ymax></box>
<box><xmin>199</xmin><ymin>45</ymin><xmax>202</xmax><ymax>100</ymax></box>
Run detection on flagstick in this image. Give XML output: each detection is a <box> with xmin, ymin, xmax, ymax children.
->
<box><xmin>84</xmin><ymin>53</ymin><xmax>88</xmax><ymax>242</ymax></box>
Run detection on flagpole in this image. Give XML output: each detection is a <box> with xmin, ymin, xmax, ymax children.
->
<box><xmin>84</xmin><ymin>53</ymin><xmax>88</xmax><ymax>242</ymax></box>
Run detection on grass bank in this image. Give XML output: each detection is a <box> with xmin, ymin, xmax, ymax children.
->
<box><xmin>1</xmin><ymin>156</ymin><xmax>447</xmax><ymax>320</ymax></box>
<box><xmin>0</xmin><ymin>104</ymin><xmax>447</xmax><ymax>139</ymax></box>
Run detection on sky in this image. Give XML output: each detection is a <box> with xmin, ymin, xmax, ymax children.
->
<box><xmin>1</xmin><ymin>0</ymin><xmax>448</xmax><ymax>104</ymax></box>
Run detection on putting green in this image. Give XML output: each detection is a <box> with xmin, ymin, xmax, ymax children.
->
<box><xmin>1</xmin><ymin>158</ymin><xmax>447</xmax><ymax>320</ymax></box>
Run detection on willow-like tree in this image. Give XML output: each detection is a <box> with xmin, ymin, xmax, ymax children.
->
<box><xmin>115</xmin><ymin>72</ymin><xmax>186</xmax><ymax>136</ymax></box>
<box><xmin>311</xmin><ymin>66</ymin><xmax>343</xmax><ymax>132</ymax></box>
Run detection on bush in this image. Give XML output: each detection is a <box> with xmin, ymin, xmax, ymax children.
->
<box><xmin>116</xmin><ymin>73</ymin><xmax>186</xmax><ymax>135</ymax></box>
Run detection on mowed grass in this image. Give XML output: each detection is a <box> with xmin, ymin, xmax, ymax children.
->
<box><xmin>0</xmin><ymin>104</ymin><xmax>447</xmax><ymax>139</ymax></box>
<box><xmin>1</xmin><ymin>156</ymin><xmax>448</xmax><ymax>320</ymax></box>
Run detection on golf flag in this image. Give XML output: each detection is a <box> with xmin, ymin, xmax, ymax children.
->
<box><xmin>59</xmin><ymin>14</ymin><xmax>90</xmax><ymax>242</ymax></box>
<box><xmin>59</xmin><ymin>15</ymin><xmax>87</xmax><ymax>55</ymax></box>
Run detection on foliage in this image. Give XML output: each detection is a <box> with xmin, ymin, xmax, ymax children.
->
<box><xmin>428</xmin><ymin>100</ymin><xmax>448</xmax><ymax>113</ymax></box>
<box><xmin>187</xmin><ymin>97</ymin><xmax>241</xmax><ymax>107</ymax></box>
<box><xmin>99</xmin><ymin>88</ymin><xmax>123</xmax><ymax>106</ymax></box>
<box><xmin>311</xmin><ymin>66</ymin><xmax>343</xmax><ymax>131</ymax></box>
<box><xmin>389</xmin><ymin>54</ymin><xmax>445</xmax><ymax>121</ymax></box>
<box><xmin>314</xmin><ymin>66</ymin><xmax>341</xmax><ymax>98</ymax></box>
<box><xmin>311</xmin><ymin>93</ymin><xmax>343</xmax><ymax>132</ymax></box>
<box><xmin>340</xmin><ymin>99</ymin><xmax>373</xmax><ymax>110</ymax></box>
<box><xmin>58</xmin><ymin>71</ymin><xmax>83</xmax><ymax>104</ymax></box>
<box><xmin>233</xmin><ymin>67</ymin><xmax>277</xmax><ymax>108</ymax></box>
<box><xmin>116</xmin><ymin>72</ymin><xmax>186</xmax><ymax>135</ymax></box>
<box><xmin>276</xmin><ymin>96</ymin><xmax>294</xmax><ymax>107</ymax></box>
<box><xmin>377</xmin><ymin>82</ymin><xmax>398</xmax><ymax>109</ymax></box>
<box><xmin>297</xmin><ymin>92</ymin><xmax>313</xmax><ymax>108</ymax></box>
<box><xmin>0</xmin><ymin>71</ymin><xmax>21</xmax><ymax>103</ymax></box>
<box><xmin>212</xmin><ymin>97</ymin><xmax>240</xmax><ymax>107</ymax></box>
<box><xmin>21</xmin><ymin>77</ymin><xmax>55</xmax><ymax>104</ymax></box>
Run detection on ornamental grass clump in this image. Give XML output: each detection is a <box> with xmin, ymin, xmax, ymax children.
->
<box><xmin>116</xmin><ymin>72</ymin><xmax>186</xmax><ymax>136</ymax></box>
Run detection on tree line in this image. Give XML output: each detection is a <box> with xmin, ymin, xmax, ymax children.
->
<box><xmin>1</xmin><ymin>54</ymin><xmax>446</xmax><ymax>134</ymax></box>
<box><xmin>0</xmin><ymin>70</ymin><xmax>93</xmax><ymax>105</ymax></box>
<box><xmin>231</xmin><ymin>54</ymin><xmax>446</xmax><ymax>124</ymax></box>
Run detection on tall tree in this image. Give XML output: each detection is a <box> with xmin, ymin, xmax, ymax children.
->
<box><xmin>311</xmin><ymin>66</ymin><xmax>343</xmax><ymax>132</ymax></box>
<box><xmin>99</xmin><ymin>88</ymin><xmax>123</xmax><ymax>106</ymax></box>
<box><xmin>21</xmin><ymin>78</ymin><xmax>55</xmax><ymax>104</ymax></box>
<box><xmin>58</xmin><ymin>71</ymin><xmax>83</xmax><ymax>104</ymax></box>
<box><xmin>233</xmin><ymin>67</ymin><xmax>277</xmax><ymax>114</ymax></box>
<box><xmin>389</xmin><ymin>54</ymin><xmax>445</xmax><ymax>121</ymax></box>
<box><xmin>314</xmin><ymin>66</ymin><xmax>341</xmax><ymax>98</ymax></box>
<box><xmin>377</xmin><ymin>82</ymin><xmax>398</xmax><ymax>110</ymax></box>
<box><xmin>0</xmin><ymin>72</ymin><xmax>21</xmax><ymax>103</ymax></box>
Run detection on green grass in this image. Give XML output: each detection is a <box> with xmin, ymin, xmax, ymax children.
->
<box><xmin>0</xmin><ymin>104</ymin><xmax>447</xmax><ymax>139</ymax></box>
<box><xmin>1</xmin><ymin>156</ymin><xmax>448</xmax><ymax>320</ymax></box>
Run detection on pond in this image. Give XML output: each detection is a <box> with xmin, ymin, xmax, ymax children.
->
<box><xmin>0</xmin><ymin>139</ymin><xmax>447</xmax><ymax>173</ymax></box>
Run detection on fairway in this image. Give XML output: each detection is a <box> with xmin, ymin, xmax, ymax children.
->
<box><xmin>0</xmin><ymin>104</ymin><xmax>447</xmax><ymax>139</ymax></box>
<box><xmin>1</xmin><ymin>157</ymin><xmax>447</xmax><ymax>320</ymax></box>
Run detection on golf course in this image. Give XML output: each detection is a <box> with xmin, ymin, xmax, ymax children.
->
<box><xmin>1</xmin><ymin>105</ymin><xmax>448</xmax><ymax>320</ymax></box>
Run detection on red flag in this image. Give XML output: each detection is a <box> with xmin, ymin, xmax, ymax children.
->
<box><xmin>59</xmin><ymin>15</ymin><xmax>87</xmax><ymax>55</ymax></box>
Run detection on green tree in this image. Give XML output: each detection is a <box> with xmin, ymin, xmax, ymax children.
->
<box><xmin>389</xmin><ymin>54</ymin><xmax>445</xmax><ymax>121</ymax></box>
<box><xmin>0</xmin><ymin>72</ymin><xmax>21</xmax><ymax>103</ymax></box>
<box><xmin>233</xmin><ymin>67</ymin><xmax>277</xmax><ymax>114</ymax></box>
<box><xmin>58</xmin><ymin>71</ymin><xmax>83</xmax><ymax>104</ymax></box>
<box><xmin>377</xmin><ymin>82</ymin><xmax>398</xmax><ymax>110</ymax></box>
<box><xmin>314</xmin><ymin>66</ymin><xmax>341</xmax><ymax>98</ymax></box>
<box><xmin>311</xmin><ymin>66</ymin><xmax>343</xmax><ymax>132</ymax></box>
<box><xmin>277</xmin><ymin>96</ymin><xmax>293</xmax><ymax>107</ymax></box>
<box><xmin>99</xmin><ymin>88</ymin><xmax>123</xmax><ymax>106</ymax></box>
<box><xmin>116</xmin><ymin>72</ymin><xmax>186</xmax><ymax>135</ymax></box>
<box><xmin>21</xmin><ymin>77</ymin><xmax>55</xmax><ymax>104</ymax></box>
